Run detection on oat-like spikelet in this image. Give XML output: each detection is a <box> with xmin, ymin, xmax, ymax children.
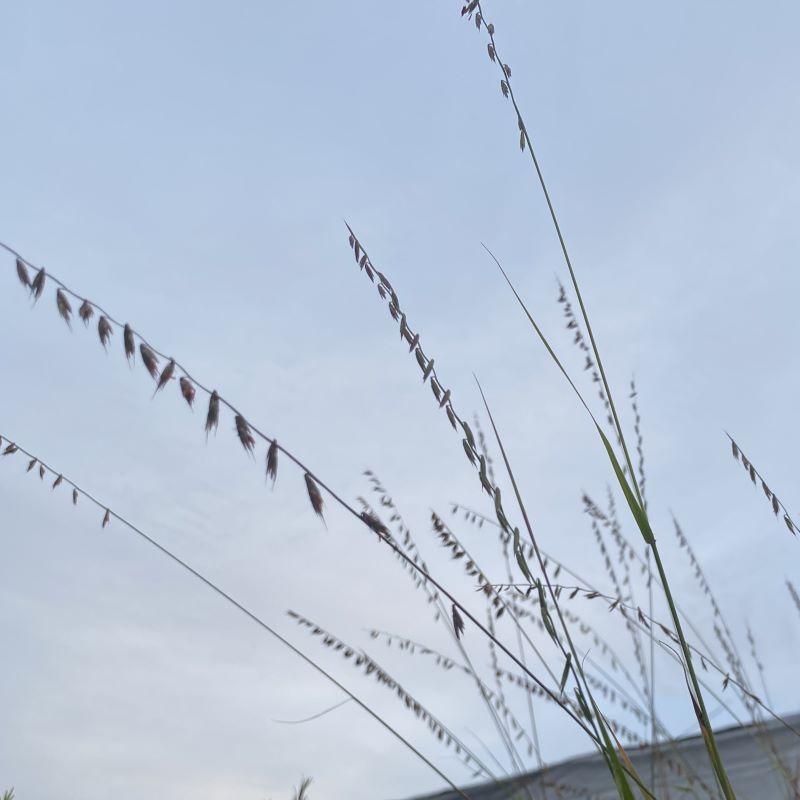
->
<box><xmin>39</xmin><ymin>464</ymin><xmax>45</xmax><ymax>479</ymax></box>
<box><xmin>98</xmin><ymin>315</ymin><xmax>113</xmax><ymax>349</ymax></box>
<box><xmin>452</xmin><ymin>604</ymin><xmax>466</xmax><ymax>640</ymax></box>
<box><xmin>72</xmin><ymin>488</ymin><xmax>79</xmax><ymax>505</ymax></box>
<box><xmin>140</xmin><ymin>344</ymin><xmax>159</xmax><ymax>379</ymax></box>
<box><xmin>79</xmin><ymin>299</ymin><xmax>94</xmax><ymax>325</ymax></box>
<box><xmin>305</xmin><ymin>473</ymin><xmax>324</xmax><ymax>521</ymax></box>
<box><xmin>205</xmin><ymin>390</ymin><xmax>220</xmax><ymax>437</ymax></box>
<box><xmin>56</xmin><ymin>289</ymin><xmax>73</xmax><ymax>328</ymax></box>
<box><xmin>359</xmin><ymin>510</ymin><xmax>388</xmax><ymax>537</ymax></box>
<box><xmin>27</xmin><ymin>458</ymin><xmax>37</xmax><ymax>472</ymax></box>
<box><xmin>179</xmin><ymin>376</ymin><xmax>196</xmax><ymax>408</ymax></box>
<box><xmin>154</xmin><ymin>359</ymin><xmax>175</xmax><ymax>396</ymax></box>
<box><xmin>266</xmin><ymin>440</ymin><xmax>278</xmax><ymax>486</ymax></box>
<box><xmin>52</xmin><ymin>474</ymin><xmax>63</xmax><ymax>490</ymax></box>
<box><xmin>102</xmin><ymin>508</ymin><xmax>110</xmax><ymax>528</ymax></box>
<box><xmin>16</xmin><ymin>258</ymin><xmax>31</xmax><ymax>288</ymax></box>
<box><xmin>31</xmin><ymin>267</ymin><xmax>46</xmax><ymax>301</ymax></box>
<box><xmin>123</xmin><ymin>324</ymin><xmax>135</xmax><ymax>363</ymax></box>
<box><xmin>3</xmin><ymin>443</ymin><xmax>18</xmax><ymax>455</ymax></box>
<box><xmin>235</xmin><ymin>414</ymin><xmax>256</xmax><ymax>454</ymax></box>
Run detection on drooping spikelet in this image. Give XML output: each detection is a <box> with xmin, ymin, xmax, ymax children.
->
<box><xmin>359</xmin><ymin>510</ymin><xmax>389</xmax><ymax>537</ymax></box>
<box><xmin>140</xmin><ymin>344</ymin><xmax>159</xmax><ymax>379</ymax></box>
<box><xmin>154</xmin><ymin>359</ymin><xmax>175</xmax><ymax>396</ymax></box>
<box><xmin>16</xmin><ymin>258</ymin><xmax>31</xmax><ymax>288</ymax></box>
<box><xmin>52</xmin><ymin>474</ymin><xmax>63</xmax><ymax>490</ymax></box>
<box><xmin>452</xmin><ymin>604</ymin><xmax>466</xmax><ymax>640</ymax></box>
<box><xmin>98</xmin><ymin>315</ymin><xmax>113</xmax><ymax>349</ymax></box>
<box><xmin>235</xmin><ymin>414</ymin><xmax>256</xmax><ymax>454</ymax></box>
<box><xmin>123</xmin><ymin>324</ymin><xmax>135</xmax><ymax>363</ymax></box>
<box><xmin>56</xmin><ymin>289</ymin><xmax>73</xmax><ymax>328</ymax></box>
<box><xmin>102</xmin><ymin>508</ymin><xmax>110</xmax><ymax>528</ymax></box>
<box><xmin>179</xmin><ymin>377</ymin><xmax>196</xmax><ymax>408</ymax></box>
<box><xmin>266</xmin><ymin>440</ymin><xmax>278</xmax><ymax>486</ymax></box>
<box><xmin>205</xmin><ymin>390</ymin><xmax>220</xmax><ymax>437</ymax></box>
<box><xmin>305</xmin><ymin>472</ymin><xmax>325</xmax><ymax>521</ymax></box>
<box><xmin>31</xmin><ymin>267</ymin><xmax>46</xmax><ymax>301</ymax></box>
<box><xmin>79</xmin><ymin>299</ymin><xmax>94</xmax><ymax>325</ymax></box>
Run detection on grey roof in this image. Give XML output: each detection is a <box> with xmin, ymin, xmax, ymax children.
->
<box><xmin>405</xmin><ymin>713</ymin><xmax>800</xmax><ymax>800</ymax></box>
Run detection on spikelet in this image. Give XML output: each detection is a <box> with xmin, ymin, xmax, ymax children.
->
<box><xmin>452</xmin><ymin>604</ymin><xmax>466</xmax><ymax>640</ymax></box>
<box><xmin>3</xmin><ymin>442</ymin><xmax>18</xmax><ymax>455</ymax></box>
<box><xmin>266</xmin><ymin>440</ymin><xmax>278</xmax><ymax>486</ymax></box>
<box><xmin>52</xmin><ymin>474</ymin><xmax>63</xmax><ymax>490</ymax></box>
<box><xmin>27</xmin><ymin>458</ymin><xmax>37</xmax><ymax>472</ymax></box>
<box><xmin>72</xmin><ymin>488</ymin><xmax>79</xmax><ymax>505</ymax></box>
<box><xmin>360</xmin><ymin>510</ymin><xmax>389</xmax><ymax>537</ymax></box>
<box><xmin>98</xmin><ymin>315</ymin><xmax>113</xmax><ymax>349</ymax></box>
<box><xmin>79</xmin><ymin>299</ymin><xmax>94</xmax><ymax>325</ymax></box>
<box><xmin>56</xmin><ymin>289</ymin><xmax>73</xmax><ymax>328</ymax></box>
<box><xmin>39</xmin><ymin>464</ymin><xmax>45</xmax><ymax>479</ymax></box>
<box><xmin>140</xmin><ymin>344</ymin><xmax>159</xmax><ymax>379</ymax></box>
<box><xmin>305</xmin><ymin>473</ymin><xmax>325</xmax><ymax>521</ymax></box>
<box><xmin>102</xmin><ymin>508</ymin><xmax>110</xmax><ymax>528</ymax></box>
<box><xmin>154</xmin><ymin>359</ymin><xmax>175</xmax><ymax>396</ymax></box>
<box><xmin>16</xmin><ymin>258</ymin><xmax>31</xmax><ymax>288</ymax></box>
<box><xmin>179</xmin><ymin>377</ymin><xmax>196</xmax><ymax>408</ymax></box>
<box><xmin>123</xmin><ymin>324</ymin><xmax>135</xmax><ymax>362</ymax></box>
<box><xmin>31</xmin><ymin>267</ymin><xmax>46</xmax><ymax>301</ymax></box>
<box><xmin>205</xmin><ymin>390</ymin><xmax>220</xmax><ymax>437</ymax></box>
<box><xmin>235</xmin><ymin>414</ymin><xmax>256</xmax><ymax>454</ymax></box>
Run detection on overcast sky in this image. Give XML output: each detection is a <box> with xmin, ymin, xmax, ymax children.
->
<box><xmin>2</xmin><ymin>1</ymin><xmax>799</xmax><ymax>798</ymax></box>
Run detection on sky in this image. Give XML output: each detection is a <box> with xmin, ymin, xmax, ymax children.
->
<box><xmin>1</xmin><ymin>1</ymin><xmax>800</xmax><ymax>798</ymax></box>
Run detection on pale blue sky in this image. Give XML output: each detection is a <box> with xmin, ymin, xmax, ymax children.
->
<box><xmin>1</xmin><ymin>1</ymin><xmax>799</xmax><ymax>798</ymax></box>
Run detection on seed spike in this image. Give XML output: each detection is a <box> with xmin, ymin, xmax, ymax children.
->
<box><xmin>123</xmin><ymin>324</ymin><xmax>135</xmax><ymax>363</ymax></box>
<box><xmin>139</xmin><ymin>344</ymin><xmax>159</xmax><ymax>379</ymax></box>
<box><xmin>16</xmin><ymin>258</ymin><xmax>31</xmax><ymax>288</ymax></box>
<box><xmin>205</xmin><ymin>390</ymin><xmax>220</xmax><ymax>437</ymax></box>
<box><xmin>179</xmin><ymin>376</ymin><xmax>196</xmax><ymax>408</ymax></box>
<box><xmin>79</xmin><ymin>299</ymin><xmax>94</xmax><ymax>325</ymax></box>
<box><xmin>31</xmin><ymin>267</ymin><xmax>46</xmax><ymax>301</ymax></box>
<box><xmin>154</xmin><ymin>359</ymin><xmax>176</xmax><ymax>396</ymax></box>
<box><xmin>98</xmin><ymin>316</ymin><xmax>113</xmax><ymax>349</ymax></box>
<box><xmin>452</xmin><ymin>604</ymin><xmax>466</xmax><ymax>640</ymax></box>
<box><xmin>56</xmin><ymin>289</ymin><xmax>73</xmax><ymax>328</ymax></box>
<box><xmin>305</xmin><ymin>473</ymin><xmax>325</xmax><ymax>523</ymax></box>
<box><xmin>266</xmin><ymin>440</ymin><xmax>279</xmax><ymax>486</ymax></box>
<box><xmin>235</xmin><ymin>414</ymin><xmax>256</xmax><ymax>454</ymax></box>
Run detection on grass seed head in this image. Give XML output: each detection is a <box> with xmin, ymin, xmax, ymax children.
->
<box><xmin>139</xmin><ymin>344</ymin><xmax>159</xmax><ymax>379</ymax></box>
<box><xmin>154</xmin><ymin>359</ymin><xmax>176</xmax><ymax>395</ymax></box>
<box><xmin>98</xmin><ymin>316</ymin><xmax>113</xmax><ymax>349</ymax></box>
<box><xmin>123</xmin><ymin>324</ymin><xmax>135</xmax><ymax>362</ymax></box>
<box><xmin>235</xmin><ymin>414</ymin><xmax>256</xmax><ymax>454</ymax></box>
<box><xmin>31</xmin><ymin>267</ymin><xmax>46</xmax><ymax>301</ymax></box>
<box><xmin>266</xmin><ymin>440</ymin><xmax>279</xmax><ymax>485</ymax></box>
<box><xmin>179</xmin><ymin>376</ymin><xmax>196</xmax><ymax>408</ymax></box>
<box><xmin>205</xmin><ymin>390</ymin><xmax>220</xmax><ymax>436</ymax></box>
<box><xmin>305</xmin><ymin>472</ymin><xmax>325</xmax><ymax>520</ymax></box>
<box><xmin>79</xmin><ymin>299</ymin><xmax>94</xmax><ymax>325</ymax></box>
<box><xmin>16</xmin><ymin>258</ymin><xmax>31</xmax><ymax>288</ymax></box>
<box><xmin>56</xmin><ymin>289</ymin><xmax>73</xmax><ymax>328</ymax></box>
